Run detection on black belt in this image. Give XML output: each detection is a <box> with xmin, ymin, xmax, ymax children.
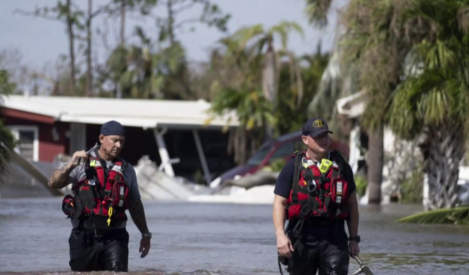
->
<box><xmin>303</xmin><ymin>219</ymin><xmax>335</xmax><ymax>226</ymax></box>
<box><xmin>75</xmin><ymin>218</ymin><xmax>124</xmax><ymax>236</ymax></box>
<box><xmin>75</xmin><ymin>227</ymin><xmax>125</xmax><ymax>237</ymax></box>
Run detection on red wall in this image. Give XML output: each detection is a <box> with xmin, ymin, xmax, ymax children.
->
<box><xmin>1</xmin><ymin>109</ymin><xmax>69</xmax><ymax>162</ymax></box>
<box><xmin>39</xmin><ymin>122</ymin><xmax>69</xmax><ymax>162</ymax></box>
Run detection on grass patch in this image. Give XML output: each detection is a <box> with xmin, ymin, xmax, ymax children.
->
<box><xmin>355</xmin><ymin>176</ymin><xmax>367</xmax><ymax>197</ymax></box>
<box><xmin>399</xmin><ymin>167</ymin><xmax>424</xmax><ymax>204</ymax></box>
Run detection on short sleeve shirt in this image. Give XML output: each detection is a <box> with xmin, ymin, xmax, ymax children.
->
<box><xmin>274</xmin><ymin>151</ymin><xmax>356</xmax><ymax>241</ymax></box>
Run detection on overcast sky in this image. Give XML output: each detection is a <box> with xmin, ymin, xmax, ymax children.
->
<box><xmin>0</xmin><ymin>0</ymin><xmax>349</xmax><ymax>71</ymax></box>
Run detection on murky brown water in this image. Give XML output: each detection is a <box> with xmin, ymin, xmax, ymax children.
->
<box><xmin>0</xmin><ymin>198</ymin><xmax>468</xmax><ymax>275</ymax></box>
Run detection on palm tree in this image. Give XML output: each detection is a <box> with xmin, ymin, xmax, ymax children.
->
<box><xmin>307</xmin><ymin>35</ymin><xmax>358</xmax><ymax>141</ymax></box>
<box><xmin>0</xmin><ymin>70</ymin><xmax>18</xmax><ymax>185</ymax></box>
<box><xmin>278</xmin><ymin>46</ymin><xmax>330</xmax><ymax>135</ymax></box>
<box><xmin>207</xmin><ymin>22</ymin><xmax>307</xmax><ymax>163</ymax></box>
<box><xmin>226</xmin><ymin>21</ymin><xmax>305</xmax><ymax>140</ymax></box>
<box><xmin>388</xmin><ymin>0</ymin><xmax>469</xmax><ymax>209</ymax></box>
<box><xmin>208</xmin><ymin>87</ymin><xmax>274</xmax><ymax>164</ymax></box>
<box><xmin>104</xmin><ymin>44</ymin><xmax>164</xmax><ymax>99</ymax></box>
<box><xmin>307</xmin><ymin>0</ymin><xmax>469</xmax><ymax>209</ymax></box>
<box><xmin>306</xmin><ymin>0</ymin><xmax>411</xmax><ymax>204</ymax></box>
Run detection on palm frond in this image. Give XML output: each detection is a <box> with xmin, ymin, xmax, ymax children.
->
<box><xmin>0</xmin><ymin>121</ymin><xmax>16</xmax><ymax>185</ymax></box>
<box><xmin>269</xmin><ymin>21</ymin><xmax>305</xmax><ymax>49</ymax></box>
<box><xmin>397</xmin><ymin>206</ymin><xmax>469</xmax><ymax>224</ymax></box>
<box><xmin>209</xmin><ymin>87</ymin><xmax>274</xmax><ymax>131</ymax></box>
<box><xmin>304</xmin><ymin>0</ymin><xmax>333</xmax><ymax>28</ymax></box>
<box><xmin>0</xmin><ymin>70</ymin><xmax>16</xmax><ymax>185</ymax></box>
<box><xmin>308</xmin><ymin>49</ymin><xmax>342</xmax><ymax>117</ymax></box>
<box><xmin>232</xmin><ymin>24</ymin><xmax>264</xmax><ymax>50</ymax></box>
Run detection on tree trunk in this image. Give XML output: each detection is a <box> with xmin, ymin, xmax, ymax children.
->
<box><xmin>120</xmin><ymin>1</ymin><xmax>126</xmax><ymax>46</ymax></box>
<box><xmin>86</xmin><ymin>0</ymin><xmax>93</xmax><ymax>97</ymax></box>
<box><xmin>66</xmin><ymin>0</ymin><xmax>76</xmax><ymax>95</ymax></box>
<box><xmin>262</xmin><ymin>37</ymin><xmax>276</xmax><ymax>141</ymax></box>
<box><xmin>424</xmin><ymin>122</ymin><xmax>464</xmax><ymax>209</ymax></box>
<box><xmin>367</xmin><ymin>124</ymin><xmax>384</xmax><ymax>204</ymax></box>
<box><xmin>115</xmin><ymin>1</ymin><xmax>126</xmax><ymax>99</ymax></box>
<box><xmin>167</xmin><ymin>0</ymin><xmax>176</xmax><ymax>47</ymax></box>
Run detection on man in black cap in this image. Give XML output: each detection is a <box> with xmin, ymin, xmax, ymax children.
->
<box><xmin>48</xmin><ymin>120</ymin><xmax>152</xmax><ymax>272</ymax></box>
<box><xmin>272</xmin><ymin>118</ymin><xmax>360</xmax><ymax>275</ymax></box>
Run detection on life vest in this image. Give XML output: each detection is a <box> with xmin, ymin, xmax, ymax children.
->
<box><xmin>62</xmin><ymin>153</ymin><xmax>130</xmax><ymax>230</ymax></box>
<box><xmin>286</xmin><ymin>151</ymin><xmax>350</xmax><ymax>221</ymax></box>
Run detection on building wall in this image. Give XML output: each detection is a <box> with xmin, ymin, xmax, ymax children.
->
<box><xmin>40</xmin><ymin>122</ymin><xmax>69</xmax><ymax>162</ymax></box>
<box><xmin>1</xmin><ymin>109</ymin><xmax>69</xmax><ymax>162</ymax></box>
<box><xmin>1</xmin><ymin>108</ymin><xmax>236</xmax><ymax>181</ymax></box>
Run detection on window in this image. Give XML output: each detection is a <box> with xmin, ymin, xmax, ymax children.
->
<box><xmin>9</xmin><ymin>126</ymin><xmax>39</xmax><ymax>162</ymax></box>
<box><xmin>269</xmin><ymin>140</ymin><xmax>305</xmax><ymax>162</ymax></box>
<box><xmin>271</xmin><ymin>142</ymin><xmax>295</xmax><ymax>160</ymax></box>
<box><xmin>246</xmin><ymin>145</ymin><xmax>274</xmax><ymax>166</ymax></box>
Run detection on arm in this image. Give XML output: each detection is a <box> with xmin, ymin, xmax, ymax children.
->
<box><xmin>126</xmin><ymin>166</ymin><xmax>149</xmax><ymax>235</ymax></box>
<box><xmin>342</xmin><ymin>159</ymin><xmax>360</xmax><ymax>256</ymax></box>
<box><xmin>48</xmin><ymin>150</ymin><xmax>87</xmax><ymax>189</ymax></box>
<box><xmin>347</xmin><ymin>191</ymin><xmax>360</xmax><ymax>256</ymax></box>
<box><xmin>273</xmin><ymin>159</ymin><xmax>296</xmax><ymax>258</ymax></box>
<box><xmin>128</xmin><ymin>199</ymin><xmax>150</xmax><ymax>235</ymax></box>
<box><xmin>273</xmin><ymin>195</ymin><xmax>294</xmax><ymax>258</ymax></box>
<box><xmin>129</xmin><ymin>198</ymin><xmax>151</xmax><ymax>258</ymax></box>
<box><xmin>346</xmin><ymin>191</ymin><xmax>359</xmax><ymax>238</ymax></box>
<box><xmin>48</xmin><ymin>164</ymin><xmax>75</xmax><ymax>189</ymax></box>
<box><xmin>273</xmin><ymin>195</ymin><xmax>288</xmax><ymax>238</ymax></box>
<box><xmin>126</xmin><ymin>165</ymin><xmax>151</xmax><ymax>258</ymax></box>
<box><xmin>341</xmin><ymin>158</ymin><xmax>359</xmax><ymax>238</ymax></box>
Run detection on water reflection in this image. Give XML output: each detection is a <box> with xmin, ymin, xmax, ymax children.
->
<box><xmin>0</xmin><ymin>198</ymin><xmax>468</xmax><ymax>275</ymax></box>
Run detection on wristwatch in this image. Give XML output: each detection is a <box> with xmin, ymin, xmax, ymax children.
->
<box><xmin>142</xmin><ymin>232</ymin><xmax>152</xmax><ymax>239</ymax></box>
<box><xmin>348</xmin><ymin>235</ymin><xmax>360</xmax><ymax>243</ymax></box>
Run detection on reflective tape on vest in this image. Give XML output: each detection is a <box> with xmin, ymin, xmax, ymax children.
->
<box><xmin>112</xmin><ymin>165</ymin><xmax>122</xmax><ymax>173</ymax></box>
<box><xmin>336</xmin><ymin>182</ymin><xmax>343</xmax><ymax>204</ymax></box>
<box><xmin>88</xmin><ymin>179</ymin><xmax>96</xmax><ymax>186</ymax></box>
<box><xmin>118</xmin><ymin>186</ymin><xmax>125</xmax><ymax>207</ymax></box>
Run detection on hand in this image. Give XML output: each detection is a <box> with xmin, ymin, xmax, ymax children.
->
<box><xmin>139</xmin><ymin>237</ymin><xmax>151</xmax><ymax>258</ymax></box>
<box><xmin>349</xmin><ymin>240</ymin><xmax>360</xmax><ymax>257</ymax></box>
<box><xmin>69</xmin><ymin>150</ymin><xmax>88</xmax><ymax>168</ymax></box>
<box><xmin>277</xmin><ymin>233</ymin><xmax>294</xmax><ymax>258</ymax></box>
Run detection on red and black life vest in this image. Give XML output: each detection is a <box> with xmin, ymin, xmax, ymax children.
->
<box><xmin>286</xmin><ymin>151</ymin><xmax>350</xmax><ymax>221</ymax></box>
<box><xmin>62</xmin><ymin>154</ymin><xmax>130</xmax><ymax>230</ymax></box>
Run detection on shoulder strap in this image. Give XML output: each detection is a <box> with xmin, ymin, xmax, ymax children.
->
<box><xmin>291</xmin><ymin>152</ymin><xmax>303</xmax><ymax>203</ymax></box>
<box><xmin>330</xmin><ymin>150</ymin><xmax>352</xmax><ymax>180</ymax></box>
<box><xmin>116</xmin><ymin>157</ymin><xmax>127</xmax><ymax>171</ymax></box>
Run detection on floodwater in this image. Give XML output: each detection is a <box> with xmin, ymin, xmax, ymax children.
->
<box><xmin>0</xmin><ymin>198</ymin><xmax>468</xmax><ymax>275</ymax></box>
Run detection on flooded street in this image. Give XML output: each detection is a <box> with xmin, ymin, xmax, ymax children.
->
<box><xmin>0</xmin><ymin>198</ymin><xmax>468</xmax><ymax>275</ymax></box>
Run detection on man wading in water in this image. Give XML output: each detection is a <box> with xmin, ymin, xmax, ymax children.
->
<box><xmin>49</xmin><ymin>120</ymin><xmax>152</xmax><ymax>272</ymax></box>
<box><xmin>273</xmin><ymin>118</ymin><xmax>360</xmax><ymax>275</ymax></box>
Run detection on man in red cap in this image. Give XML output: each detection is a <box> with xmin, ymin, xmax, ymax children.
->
<box><xmin>48</xmin><ymin>120</ymin><xmax>151</xmax><ymax>272</ymax></box>
<box><xmin>273</xmin><ymin>118</ymin><xmax>360</xmax><ymax>275</ymax></box>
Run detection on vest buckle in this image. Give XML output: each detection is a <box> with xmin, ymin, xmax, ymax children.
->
<box><xmin>308</xmin><ymin>179</ymin><xmax>317</xmax><ymax>193</ymax></box>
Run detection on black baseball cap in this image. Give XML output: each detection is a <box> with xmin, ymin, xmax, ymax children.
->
<box><xmin>302</xmin><ymin>117</ymin><xmax>333</xmax><ymax>138</ymax></box>
<box><xmin>100</xmin><ymin>120</ymin><xmax>125</xmax><ymax>136</ymax></box>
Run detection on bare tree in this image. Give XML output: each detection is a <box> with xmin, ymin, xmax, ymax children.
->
<box><xmin>15</xmin><ymin>1</ymin><xmax>85</xmax><ymax>95</ymax></box>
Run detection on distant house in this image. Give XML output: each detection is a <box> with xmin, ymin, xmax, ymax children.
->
<box><xmin>0</xmin><ymin>95</ymin><xmax>239</xmax><ymax>184</ymax></box>
<box><xmin>336</xmin><ymin>92</ymin><xmax>469</xmax><ymax>206</ymax></box>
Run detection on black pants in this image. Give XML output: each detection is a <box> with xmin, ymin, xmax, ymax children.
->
<box><xmin>287</xmin><ymin>238</ymin><xmax>349</xmax><ymax>275</ymax></box>
<box><xmin>69</xmin><ymin>228</ymin><xmax>129</xmax><ymax>272</ymax></box>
